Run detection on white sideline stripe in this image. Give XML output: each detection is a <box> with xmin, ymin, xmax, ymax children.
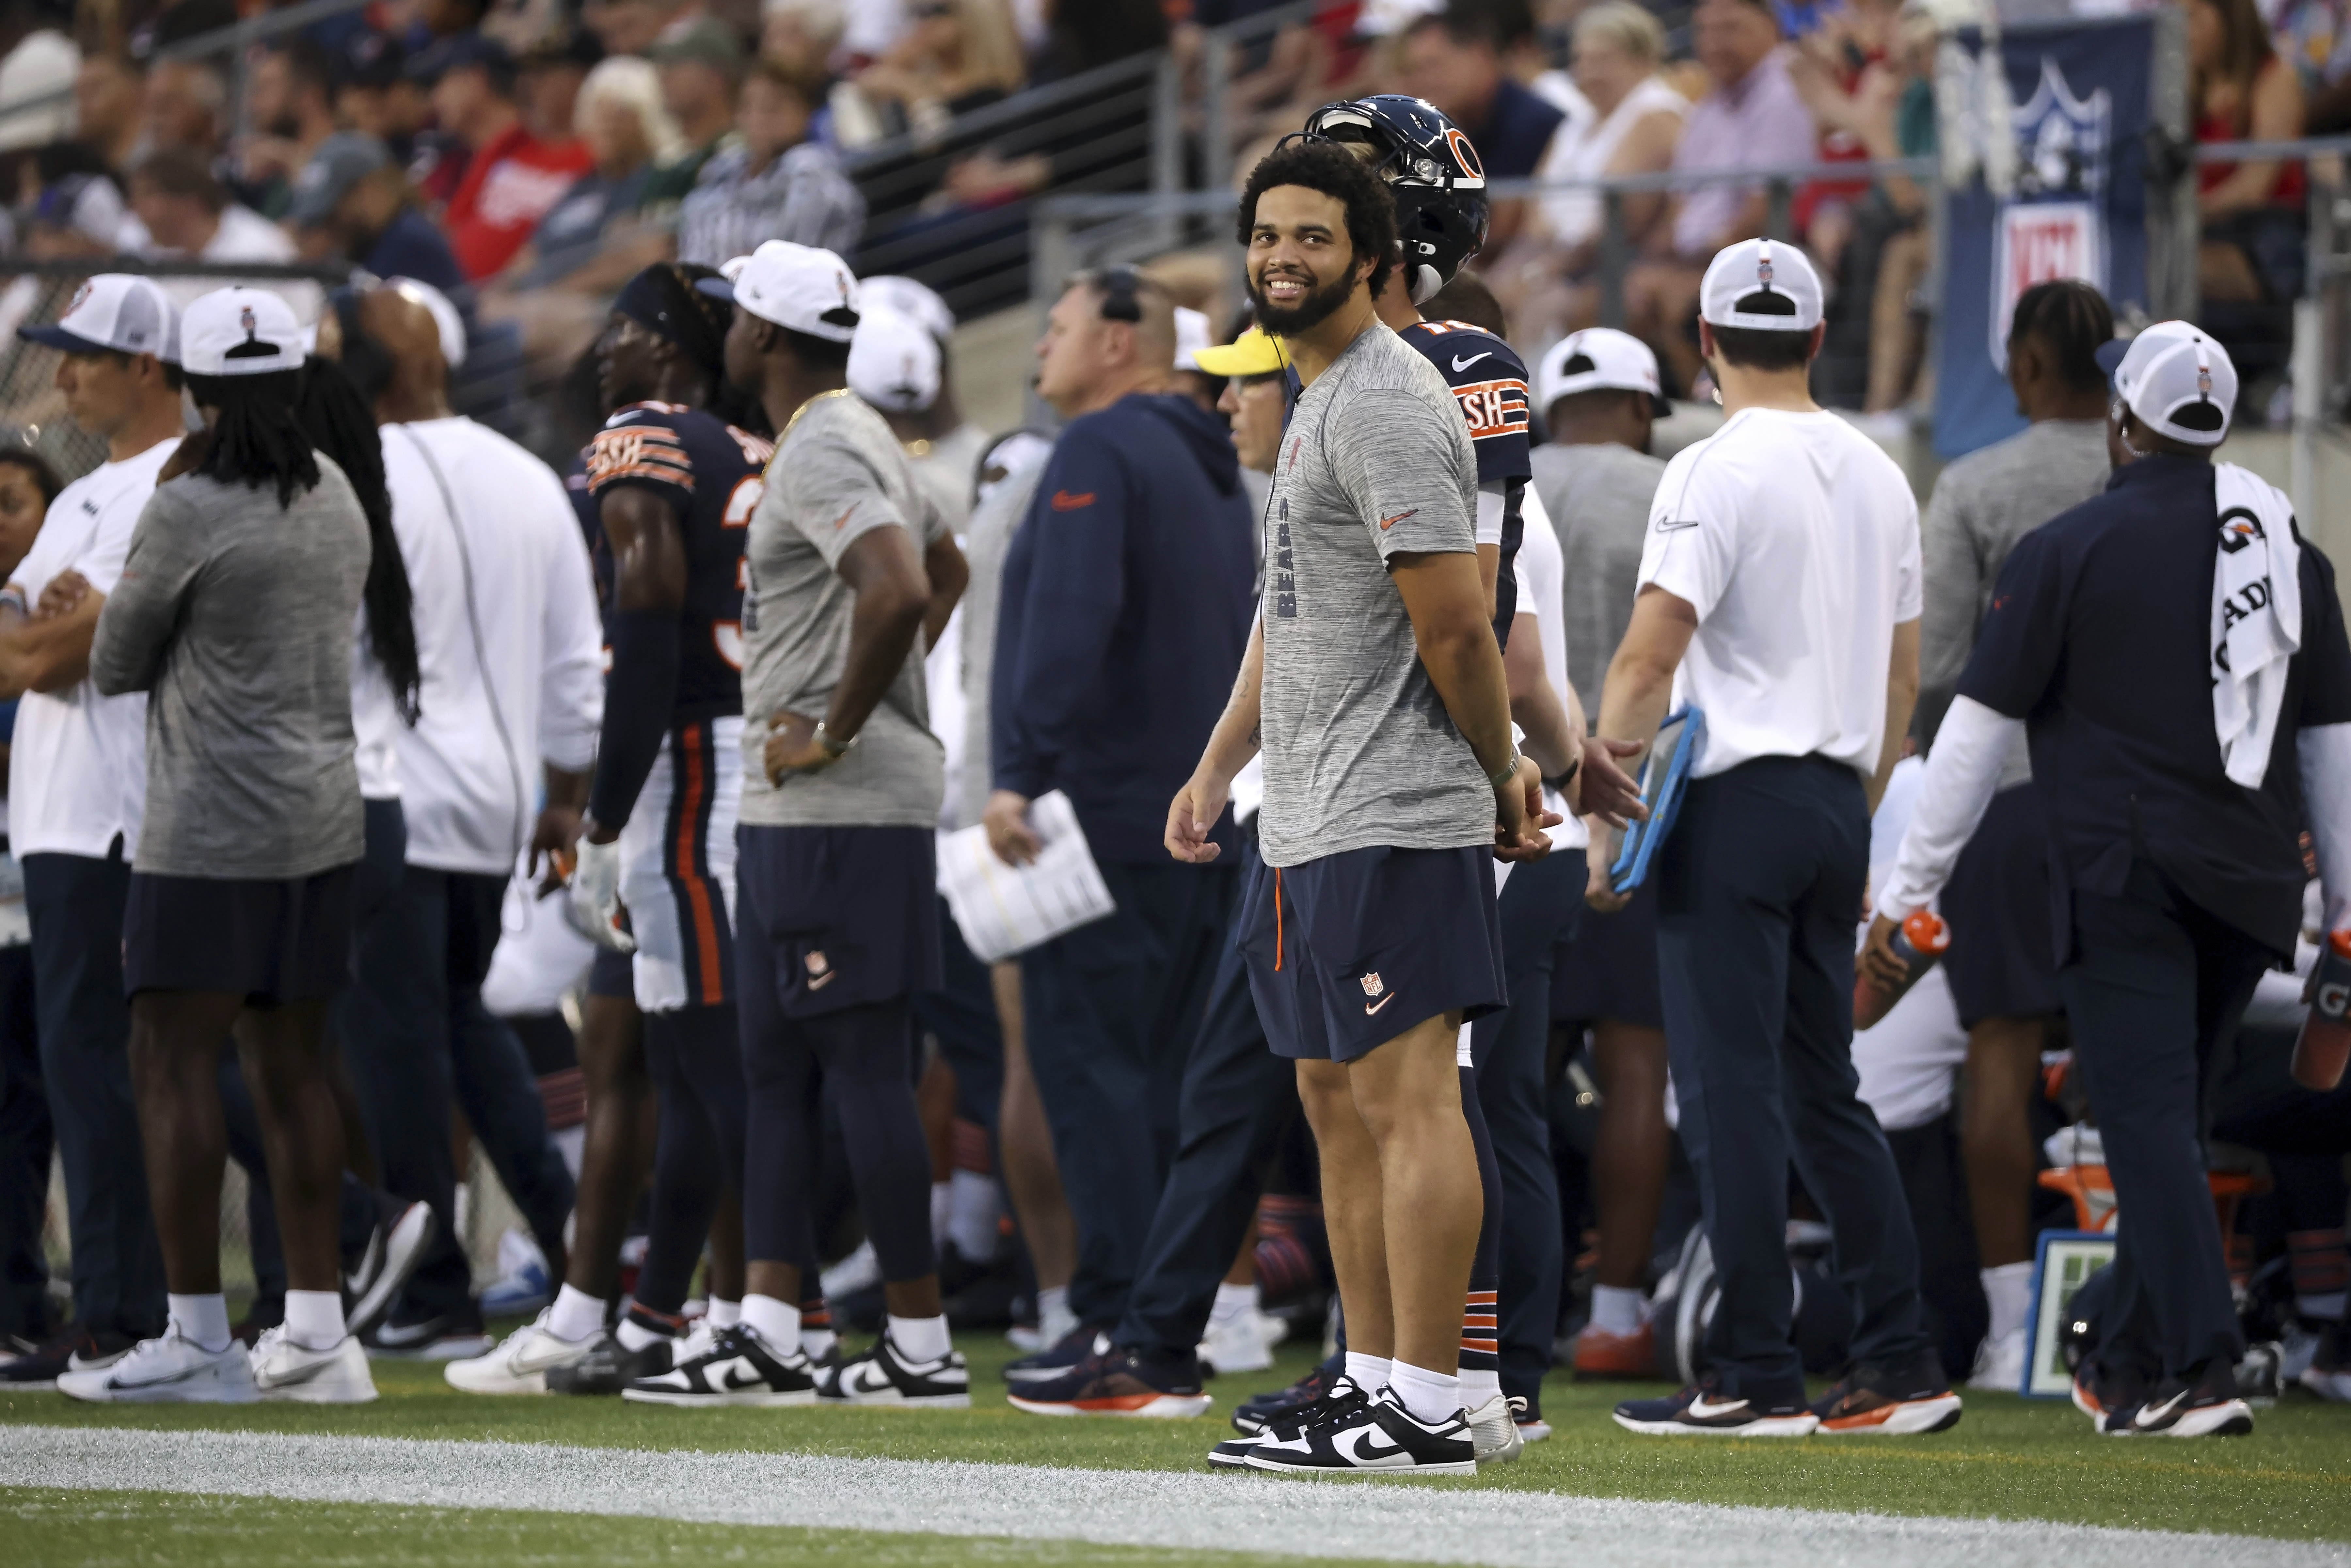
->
<box><xmin>1</xmin><ymin>1424</ymin><xmax>2344</xmax><ymax>1568</ymax></box>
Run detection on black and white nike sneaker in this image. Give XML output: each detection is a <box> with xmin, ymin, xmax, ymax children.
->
<box><xmin>1244</xmin><ymin>1386</ymin><xmax>1478</xmax><ymax>1477</ymax></box>
<box><xmin>547</xmin><ymin>1331</ymin><xmax>680</xmax><ymax>1396</ymax></box>
<box><xmin>1208</xmin><ymin>1373</ymin><xmax>1368</xmax><ymax>1468</ymax></box>
<box><xmin>2109</xmin><ymin>1358</ymin><xmax>2254</xmax><ymax>1438</ymax></box>
<box><xmin>1612</xmin><ymin>1374</ymin><xmax>1820</xmax><ymax>1437</ymax></box>
<box><xmin>817</xmin><ymin>1334</ymin><xmax>970</xmax><ymax>1408</ymax></box>
<box><xmin>343</xmin><ymin>1197</ymin><xmax>436</xmax><ymax>1338</ymax></box>
<box><xmin>622</xmin><ymin>1325</ymin><xmax>816</xmax><ymax>1407</ymax></box>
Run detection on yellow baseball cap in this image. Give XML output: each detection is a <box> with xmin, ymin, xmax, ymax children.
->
<box><xmin>1189</xmin><ymin>326</ymin><xmax>1287</xmax><ymax>378</ymax></box>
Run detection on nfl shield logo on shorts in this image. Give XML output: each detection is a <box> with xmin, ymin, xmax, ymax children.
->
<box><xmin>1359</xmin><ymin>972</ymin><xmax>1384</xmax><ymax>998</ymax></box>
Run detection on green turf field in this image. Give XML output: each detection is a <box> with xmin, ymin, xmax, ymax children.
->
<box><xmin>6</xmin><ymin>1327</ymin><xmax>2349</xmax><ymax>1567</ymax></box>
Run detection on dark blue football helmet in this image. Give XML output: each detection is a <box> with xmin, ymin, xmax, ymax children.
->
<box><xmin>1300</xmin><ymin>95</ymin><xmax>1492</xmax><ymax>304</ymax></box>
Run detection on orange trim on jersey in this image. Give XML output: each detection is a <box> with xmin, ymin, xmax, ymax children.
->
<box><xmin>675</xmin><ymin>725</ymin><xmax>726</xmax><ymax>1003</ymax></box>
<box><xmin>1452</xmin><ymin>379</ymin><xmax>1530</xmax><ymax>441</ymax></box>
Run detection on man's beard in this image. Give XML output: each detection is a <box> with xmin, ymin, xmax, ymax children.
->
<box><xmin>1246</xmin><ymin>265</ymin><xmax>1357</xmax><ymax>336</ymax></box>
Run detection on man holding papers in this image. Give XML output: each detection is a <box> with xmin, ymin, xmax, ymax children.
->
<box><xmin>1590</xmin><ymin>240</ymin><xmax>1953</xmax><ymax>1439</ymax></box>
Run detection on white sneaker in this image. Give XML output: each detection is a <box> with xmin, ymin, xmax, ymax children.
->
<box><xmin>1968</xmin><ymin>1328</ymin><xmax>2027</xmax><ymax>1393</ymax></box>
<box><xmin>1197</xmin><ymin>1310</ymin><xmax>1275</xmax><ymax>1375</ymax></box>
<box><xmin>251</xmin><ymin>1328</ymin><xmax>377</xmax><ymax>1403</ymax></box>
<box><xmin>1467</xmin><ymin>1393</ymin><xmax>1524</xmax><ymax>1463</ymax></box>
<box><xmin>444</xmin><ymin>1308</ymin><xmax>602</xmax><ymax>1395</ymax></box>
<box><xmin>56</xmin><ymin>1327</ymin><xmax>257</xmax><ymax>1404</ymax></box>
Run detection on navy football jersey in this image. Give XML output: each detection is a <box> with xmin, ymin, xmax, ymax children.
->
<box><xmin>582</xmin><ymin>402</ymin><xmax>774</xmax><ymax>721</ymax></box>
<box><xmin>1397</xmin><ymin>318</ymin><xmax>1531</xmax><ymax>642</ymax></box>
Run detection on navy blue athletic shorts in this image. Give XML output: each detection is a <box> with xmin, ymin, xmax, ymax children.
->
<box><xmin>1550</xmin><ymin>871</ymin><xmax>1664</xmax><ymax>1030</ymax></box>
<box><xmin>587</xmin><ymin>945</ymin><xmax>635</xmax><ymax>1000</ymax></box>
<box><xmin>734</xmin><ymin>824</ymin><xmax>940</xmax><ymax>1018</ymax></box>
<box><xmin>122</xmin><ymin>864</ymin><xmax>357</xmax><ymax>1005</ymax></box>
<box><xmin>1239</xmin><ymin>843</ymin><xmax>1505</xmax><ymax>1063</ymax></box>
<box><xmin>1941</xmin><ymin>781</ymin><xmax>2063</xmax><ymax>1027</ymax></box>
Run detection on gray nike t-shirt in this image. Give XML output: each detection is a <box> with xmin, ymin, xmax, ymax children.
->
<box><xmin>739</xmin><ymin>389</ymin><xmax>947</xmax><ymax>829</ymax></box>
<box><xmin>1257</xmin><ymin>322</ymin><xmax>1487</xmax><ymax>867</ymax></box>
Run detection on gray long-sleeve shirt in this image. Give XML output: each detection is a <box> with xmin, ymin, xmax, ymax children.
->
<box><xmin>91</xmin><ymin>461</ymin><xmax>372</xmax><ymax>879</ymax></box>
<box><xmin>1917</xmin><ymin>418</ymin><xmax>2112</xmax><ymax>786</ymax></box>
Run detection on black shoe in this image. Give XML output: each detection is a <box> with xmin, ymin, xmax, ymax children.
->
<box><xmin>1002</xmin><ymin>1323</ymin><xmax>1108</xmax><ymax>1385</ymax></box>
<box><xmin>361</xmin><ymin>1300</ymin><xmax>491</xmax><ymax>1360</ymax></box>
<box><xmin>817</xmin><ymin>1333</ymin><xmax>971</xmax><ymax>1408</ymax></box>
<box><xmin>1243</xmin><ymin>1386</ymin><xmax>1478</xmax><ymax>1476</ymax></box>
<box><xmin>2114</xmin><ymin>1358</ymin><xmax>2254</xmax><ymax>1438</ymax></box>
<box><xmin>1613</xmin><ymin>1373</ymin><xmax>1819</xmax><ymax>1436</ymax></box>
<box><xmin>0</xmin><ymin>1327</ymin><xmax>135</xmax><ymax>1391</ymax></box>
<box><xmin>1810</xmin><ymin>1352</ymin><xmax>1963</xmax><ymax>1434</ymax></box>
<box><xmin>623</xmin><ymin>1324</ymin><xmax>816</xmax><ymax>1406</ymax></box>
<box><xmin>546</xmin><ymin>1332</ymin><xmax>680</xmax><ymax>1395</ymax></box>
<box><xmin>1009</xmin><ymin>1345</ymin><xmax>1211</xmax><ymax>1419</ymax></box>
<box><xmin>344</xmin><ymin>1198</ymin><xmax>437</xmax><ymax>1338</ymax></box>
<box><xmin>2070</xmin><ymin>1354</ymin><xmax>2153</xmax><ymax>1431</ymax></box>
<box><xmin>1209</xmin><ymin>1372</ymin><xmax>1367</xmax><ymax>1467</ymax></box>
<box><xmin>1232</xmin><ymin>1356</ymin><xmax>1345</xmax><ymax>1435</ymax></box>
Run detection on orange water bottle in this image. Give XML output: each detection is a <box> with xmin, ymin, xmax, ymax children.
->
<box><xmin>1854</xmin><ymin>909</ymin><xmax>1952</xmax><ymax>1031</ymax></box>
<box><xmin>2292</xmin><ymin>929</ymin><xmax>2351</xmax><ymax>1091</ymax></box>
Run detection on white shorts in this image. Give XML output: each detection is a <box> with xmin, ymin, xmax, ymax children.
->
<box><xmin>618</xmin><ymin>716</ymin><xmax>742</xmax><ymax>1014</ymax></box>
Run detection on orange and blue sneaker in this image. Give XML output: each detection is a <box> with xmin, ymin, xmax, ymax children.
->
<box><xmin>1809</xmin><ymin>1353</ymin><xmax>1963</xmax><ymax>1434</ymax></box>
<box><xmin>1006</xmin><ymin>1345</ymin><xmax>1210</xmax><ymax>1419</ymax></box>
<box><xmin>1613</xmin><ymin>1373</ymin><xmax>1818</xmax><ymax>1436</ymax></box>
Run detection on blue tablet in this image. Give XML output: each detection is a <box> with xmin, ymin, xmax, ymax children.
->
<box><xmin>1608</xmin><ymin>706</ymin><xmax>1705</xmax><ymax>894</ymax></box>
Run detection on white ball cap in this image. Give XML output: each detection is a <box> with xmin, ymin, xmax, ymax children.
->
<box><xmin>696</xmin><ymin>240</ymin><xmax>860</xmax><ymax>342</ymax></box>
<box><xmin>181</xmin><ymin>287</ymin><xmax>304</xmax><ymax>378</ymax></box>
<box><xmin>1538</xmin><ymin>327</ymin><xmax>1669</xmax><ymax>416</ymax></box>
<box><xmin>857</xmin><ymin>274</ymin><xmax>954</xmax><ymax>342</ymax></box>
<box><xmin>1172</xmin><ymin>306</ymin><xmax>1212</xmax><ymax>373</ymax></box>
<box><xmin>1698</xmin><ymin>238</ymin><xmax>1824</xmax><ymax>333</ymax></box>
<box><xmin>18</xmin><ymin>273</ymin><xmax>180</xmax><ymax>363</ymax></box>
<box><xmin>2100</xmin><ymin>320</ymin><xmax>2235</xmax><ymax>447</ymax></box>
<box><xmin>848</xmin><ymin>306</ymin><xmax>942</xmax><ymax>413</ymax></box>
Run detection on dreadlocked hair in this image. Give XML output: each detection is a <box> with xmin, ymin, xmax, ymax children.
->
<box><xmin>300</xmin><ymin>354</ymin><xmax>422</xmax><ymax>724</ymax></box>
<box><xmin>2008</xmin><ymin>279</ymin><xmax>2115</xmax><ymax>394</ymax></box>
<box><xmin>676</xmin><ymin>261</ymin><xmax>773</xmax><ymax>437</ymax></box>
<box><xmin>181</xmin><ymin>368</ymin><xmax>319</xmax><ymax>509</ymax></box>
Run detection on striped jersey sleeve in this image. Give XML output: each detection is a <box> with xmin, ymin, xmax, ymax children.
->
<box><xmin>1400</xmin><ymin>319</ymin><xmax>1532</xmax><ymax>486</ymax></box>
<box><xmin>584</xmin><ymin>402</ymin><xmax>698</xmax><ymax>511</ymax></box>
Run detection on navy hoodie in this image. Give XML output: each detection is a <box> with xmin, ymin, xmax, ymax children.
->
<box><xmin>992</xmin><ymin>392</ymin><xmax>1257</xmax><ymax>863</ymax></box>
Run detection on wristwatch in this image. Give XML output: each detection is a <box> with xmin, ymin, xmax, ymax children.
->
<box><xmin>1486</xmin><ymin>746</ymin><xmax>1523</xmax><ymax>792</ymax></box>
<box><xmin>813</xmin><ymin>721</ymin><xmax>857</xmax><ymax>760</ymax></box>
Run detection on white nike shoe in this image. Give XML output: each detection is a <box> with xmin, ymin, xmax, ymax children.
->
<box><xmin>445</xmin><ymin>1308</ymin><xmax>605</xmax><ymax>1395</ymax></box>
<box><xmin>56</xmin><ymin>1327</ymin><xmax>258</xmax><ymax>1404</ymax></box>
<box><xmin>1467</xmin><ymin>1393</ymin><xmax>1525</xmax><ymax>1462</ymax></box>
<box><xmin>251</xmin><ymin>1328</ymin><xmax>378</xmax><ymax>1403</ymax></box>
<box><xmin>1967</xmin><ymin>1328</ymin><xmax>2027</xmax><ymax>1393</ymax></box>
<box><xmin>1197</xmin><ymin>1307</ymin><xmax>1283</xmax><ymax>1375</ymax></box>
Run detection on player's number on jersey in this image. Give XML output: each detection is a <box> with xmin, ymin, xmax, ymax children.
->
<box><xmin>723</xmin><ymin>476</ymin><xmax>764</xmax><ymax>529</ymax></box>
<box><xmin>713</xmin><ymin>558</ymin><xmax>749</xmax><ymax>670</ymax></box>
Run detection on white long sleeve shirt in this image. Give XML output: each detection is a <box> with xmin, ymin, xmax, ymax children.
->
<box><xmin>379</xmin><ymin>417</ymin><xmax>603</xmax><ymax>875</ymax></box>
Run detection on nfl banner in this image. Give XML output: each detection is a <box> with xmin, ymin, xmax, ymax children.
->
<box><xmin>1933</xmin><ymin>15</ymin><xmax>2163</xmax><ymax>458</ymax></box>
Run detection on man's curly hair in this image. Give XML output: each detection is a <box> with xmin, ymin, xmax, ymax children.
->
<box><xmin>1235</xmin><ymin>138</ymin><xmax>1399</xmax><ymax>302</ymax></box>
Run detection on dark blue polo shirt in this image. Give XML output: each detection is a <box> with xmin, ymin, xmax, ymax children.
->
<box><xmin>1958</xmin><ymin>451</ymin><xmax>2351</xmax><ymax>956</ymax></box>
<box><xmin>1459</xmin><ymin>78</ymin><xmax>1565</xmax><ymax>180</ymax></box>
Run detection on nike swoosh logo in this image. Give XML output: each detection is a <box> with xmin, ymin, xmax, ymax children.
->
<box><xmin>1687</xmin><ymin>1395</ymin><xmax>1750</xmax><ymax>1419</ymax></box>
<box><xmin>830</xmin><ymin>505</ymin><xmax>856</xmax><ymax>531</ymax></box>
<box><xmin>1051</xmin><ymin>490</ymin><xmax>1096</xmax><ymax>511</ymax></box>
<box><xmin>1378</xmin><ymin>509</ymin><xmax>1417</xmax><ymax>531</ymax></box>
<box><xmin>1364</xmin><ymin>992</ymin><xmax>1396</xmax><ymax>1016</ymax></box>
<box><xmin>2132</xmin><ymin>1391</ymin><xmax>2189</xmax><ymax>1428</ymax></box>
<box><xmin>1452</xmin><ymin>353</ymin><xmax>1492</xmax><ymax>372</ymax></box>
<box><xmin>1333</xmin><ymin>1424</ymin><xmax>1407</xmax><ymax>1463</ymax></box>
<box><xmin>805</xmin><ymin>970</ymin><xmax>836</xmax><ymax>990</ymax></box>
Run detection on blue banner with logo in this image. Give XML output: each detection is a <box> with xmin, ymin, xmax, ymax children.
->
<box><xmin>1933</xmin><ymin>16</ymin><xmax>2160</xmax><ymax>458</ymax></box>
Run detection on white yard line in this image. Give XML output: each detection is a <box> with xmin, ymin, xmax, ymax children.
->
<box><xmin>2</xmin><ymin>1423</ymin><xmax>2344</xmax><ymax>1568</ymax></box>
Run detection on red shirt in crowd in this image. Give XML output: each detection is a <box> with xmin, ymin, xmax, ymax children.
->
<box><xmin>443</xmin><ymin>123</ymin><xmax>593</xmax><ymax>280</ymax></box>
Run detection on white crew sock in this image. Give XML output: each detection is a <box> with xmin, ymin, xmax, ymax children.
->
<box><xmin>1036</xmin><ymin>1285</ymin><xmax>1075</xmax><ymax>1347</ymax></box>
<box><xmin>1982</xmin><ymin>1261</ymin><xmax>2035</xmax><ymax>1344</ymax></box>
<box><xmin>547</xmin><ymin>1284</ymin><xmax>605</xmax><ymax>1344</ymax></box>
<box><xmin>946</xmin><ymin>1169</ymin><xmax>1001</xmax><ymax>1261</ymax></box>
<box><xmin>802</xmin><ymin>1325</ymin><xmax>838</xmax><ymax>1360</ymax></box>
<box><xmin>1460</xmin><ymin>1365</ymin><xmax>1501</xmax><ymax>1405</ymax></box>
<box><xmin>930</xmin><ymin>1180</ymin><xmax>953</xmax><ymax>1245</ymax></box>
<box><xmin>1388</xmin><ymin>1359</ymin><xmax>1461</xmax><ymax>1426</ymax></box>
<box><xmin>1591</xmin><ymin>1285</ymin><xmax>1648</xmax><ymax>1337</ymax></box>
<box><xmin>708</xmin><ymin>1297</ymin><xmax>742</xmax><ymax>1329</ymax></box>
<box><xmin>168</xmin><ymin>1292</ymin><xmax>231</xmax><ymax>1354</ymax></box>
<box><xmin>1343</xmin><ymin>1351</ymin><xmax>1391</xmax><ymax>1392</ymax></box>
<box><xmin>741</xmin><ymin>1293</ymin><xmax>800</xmax><ymax>1350</ymax></box>
<box><xmin>616</xmin><ymin>1317</ymin><xmax>666</xmax><ymax>1351</ymax></box>
<box><xmin>282</xmin><ymin>1289</ymin><xmax>345</xmax><ymax>1352</ymax></box>
<box><xmin>889</xmin><ymin>1312</ymin><xmax>952</xmax><ymax>1363</ymax></box>
<box><xmin>1211</xmin><ymin>1280</ymin><xmax>1261</xmax><ymax>1323</ymax></box>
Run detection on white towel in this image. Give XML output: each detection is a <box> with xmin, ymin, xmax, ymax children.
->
<box><xmin>2212</xmin><ymin>462</ymin><xmax>2302</xmax><ymax>789</ymax></box>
